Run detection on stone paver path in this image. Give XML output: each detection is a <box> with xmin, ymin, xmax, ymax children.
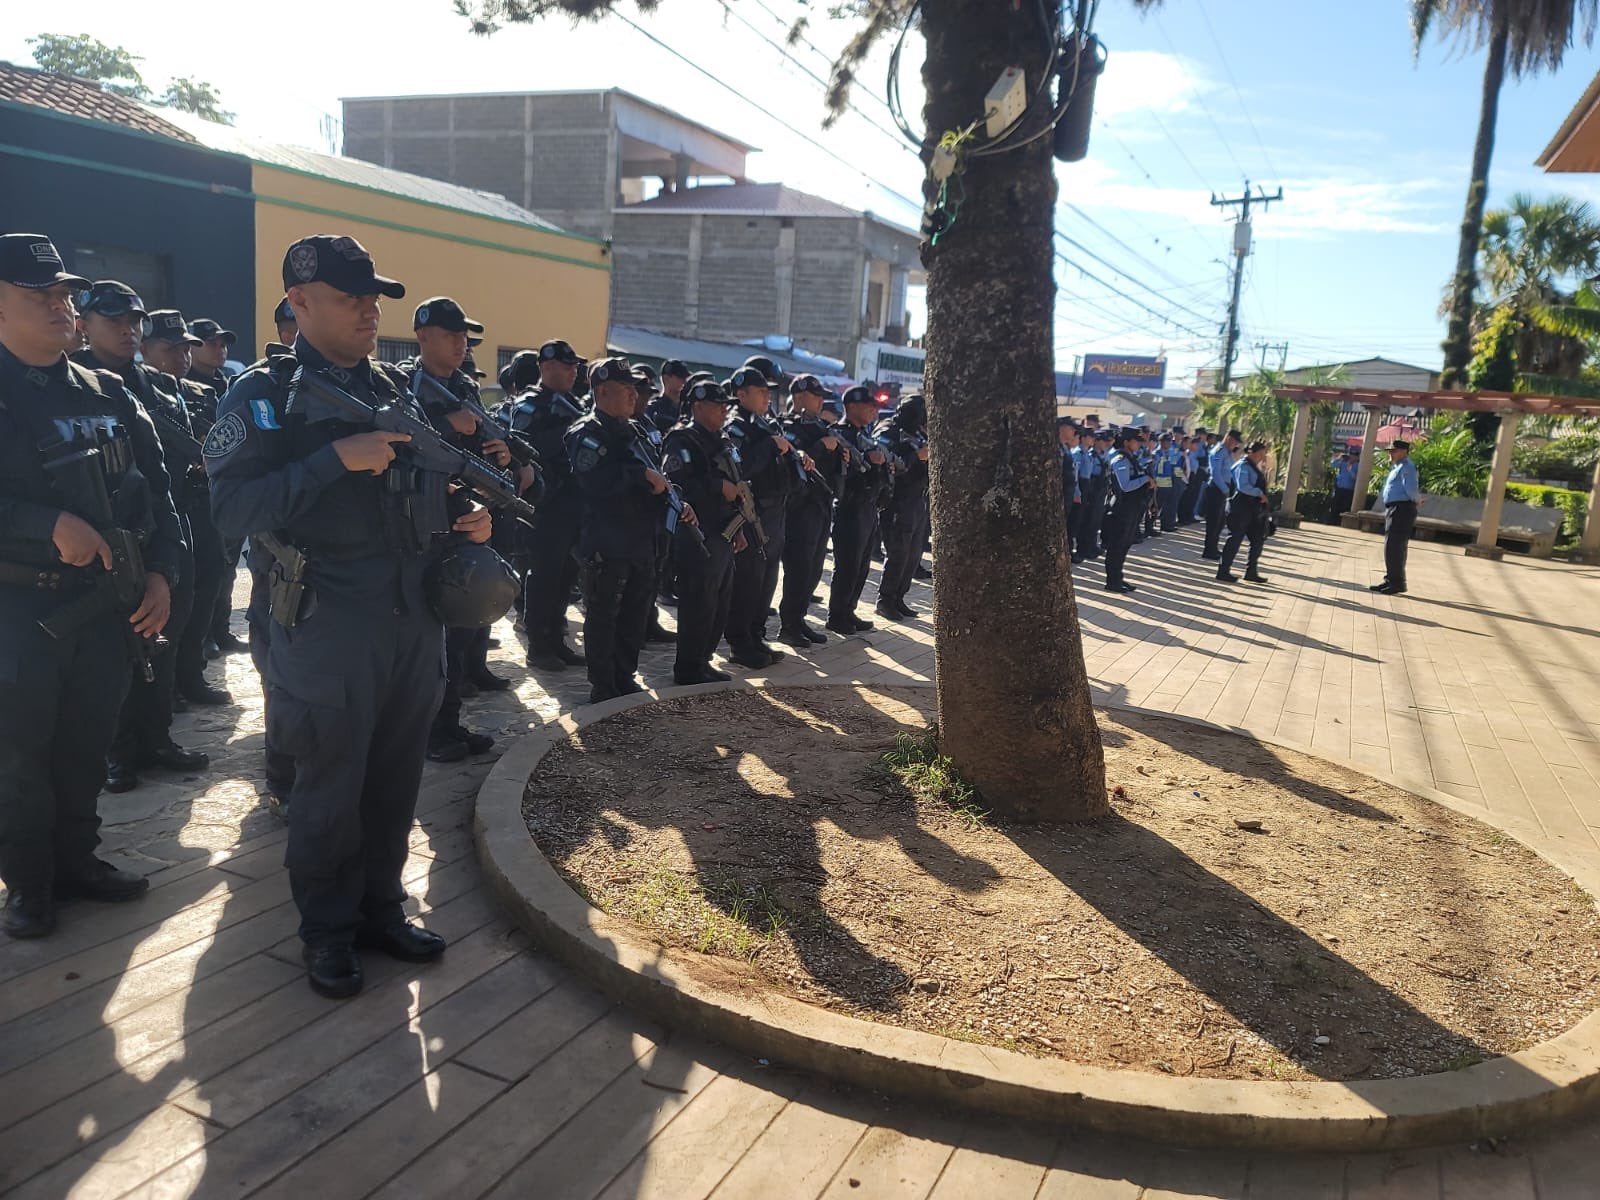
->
<box><xmin>3</xmin><ymin>521</ymin><xmax>1600</xmax><ymax>1198</ymax></box>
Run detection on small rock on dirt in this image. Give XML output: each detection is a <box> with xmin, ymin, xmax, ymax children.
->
<box><xmin>1234</xmin><ymin>818</ymin><xmax>1265</xmax><ymax>832</ymax></box>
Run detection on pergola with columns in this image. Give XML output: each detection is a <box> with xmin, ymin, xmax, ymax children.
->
<box><xmin>1271</xmin><ymin>386</ymin><xmax>1600</xmax><ymax>563</ymax></box>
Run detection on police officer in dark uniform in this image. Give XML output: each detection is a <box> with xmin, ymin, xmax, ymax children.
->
<box><xmin>187</xmin><ymin>318</ymin><xmax>248</xmax><ymax>659</ymax></box>
<box><xmin>874</xmin><ymin>393</ymin><xmax>929</xmax><ymax>621</ymax></box>
<box><xmin>565</xmin><ymin>357</ymin><xmax>692</xmax><ymax>702</ymax></box>
<box><xmin>827</xmin><ymin>386</ymin><xmax>892</xmax><ymax>634</ymax></box>
<box><xmin>140</xmin><ymin>310</ymin><xmax>233</xmax><ymax>710</ymax></box>
<box><xmin>723</xmin><ymin>359</ymin><xmax>803</xmax><ymax>668</ymax></box>
<box><xmin>663</xmin><ymin>378</ymin><xmax>742</xmax><ymax>684</ymax></box>
<box><xmin>186</xmin><ymin>318</ymin><xmax>234</xmax><ymax>394</ymax></box>
<box><xmin>71</xmin><ymin>283</ymin><xmax>213</xmax><ymax>792</ymax></box>
<box><xmin>1101</xmin><ymin>428</ymin><xmax>1153</xmax><ymax>593</ymax></box>
<box><xmin>629</xmin><ymin>366</ymin><xmax>679</xmax><ymax>645</ymax></box>
<box><xmin>648</xmin><ymin>359</ymin><xmax>689</xmax><ymax>433</ymax></box>
<box><xmin>510</xmin><ymin>340</ymin><xmax>588</xmax><ymax>671</ymax></box>
<box><xmin>777</xmin><ymin>374</ymin><xmax>843</xmax><ymax>647</ymax></box>
<box><xmin>0</xmin><ymin>235</ymin><xmax>184</xmax><ymax>938</ymax></box>
<box><xmin>271</xmin><ymin>296</ymin><xmax>298</xmax><ymax>352</ymax></box>
<box><xmin>399</xmin><ymin>296</ymin><xmax>516</xmax><ymax>763</ymax></box>
<box><xmin>208</xmin><ymin>234</ymin><xmax>494</xmax><ymax>997</ymax></box>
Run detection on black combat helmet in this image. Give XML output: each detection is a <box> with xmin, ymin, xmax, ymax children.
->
<box><xmin>424</xmin><ymin>543</ymin><xmax>519</xmax><ymax>628</ymax></box>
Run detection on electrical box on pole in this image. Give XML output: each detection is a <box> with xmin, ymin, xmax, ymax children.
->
<box><xmin>1210</xmin><ymin>182</ymin><xmax>1283</xmax><ymax>393</ymax></box>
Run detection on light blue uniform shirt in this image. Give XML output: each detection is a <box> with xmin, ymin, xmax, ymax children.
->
<box><xmin>1381</xmin><ymin>457</ymin><xmax>1420</xmax><ymax>505</ymax></box>
<box><xmin>1232</xmin><ymin>457</ymin><xmax>1266</xmax><ymax>499</ymax></box>
<box><xmin>1107</xmin><ymin>451</ymin><xmax>1148</xmax><ymax>493</ymax></box>
<box><xmin>1208</xmin><ymin>444</ymin><xmax>1235</xmax><ymax>493</ymax></box>
<box><xmin>1077</xmin><ymin>445</ymin><xmax>1101</xmax><ymax>479</ymax></box>
<box><xmin>1333</xmin><ymin>457</ymin><xmax>1358</xmax><ymax>490</ymax></box>
<box><xmin>1151</xmin><ymin>447</ymin><xmax>1176</xmax><ymax>480</ymax></box>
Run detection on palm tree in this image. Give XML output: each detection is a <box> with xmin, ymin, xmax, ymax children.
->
<box><xmin>1411</xmin><ymin>0</ymin><xmax>1599</xmax><ymax>387</ymax></box>
<box><xmin>1478</xmin><ymin>193</ymin><xmax>1600</xmax><ymax>378</ymax></box>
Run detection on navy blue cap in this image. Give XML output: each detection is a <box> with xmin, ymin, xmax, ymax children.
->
<box><xmin>660</xmin><ymin>358</ymin><xmax>690</xmax><ymax>379</ymax></box>
<box><xmin>78</xmin><ymin>280</ymin><xmax>147</xmax><ymax>320</ymax></box>
<box><xmin>414</xmin><ymin>296</ymin><xmax>484</xmax><ymax>334</ymax></box>
<box><xmin>501</xmin><ymin>349</ymin><xmax>541</xmax><ymax>392</ymax></box>
<box><xmin>282</xmin><ymin>234</ymin><xmax>404</xmax><ymax>299</ymax></box>
<box><xmin>788</xmin><ymin>374</ymin><xmax>827</xmax><ymax>396</ymax></box>
<box><xmin>0</xmin><ymin>234</ymin><xmax>89</xmax><ymax>290</ymax></box>
<box><xmin>539</xmin><ymin>339</ymin><xmax>584</xmax><ymax>365</ymax></box>
<box><xmin>588</xmin><ymin>356</ymin><xmax>635</xmax><ymax>386</ymax></box>
<box><xmin>685</xmin><ymin>379</ymin><xmax>727</xmax><ymax>405</ymax></box>
<box><xmin>739</xmin><ymin>355</ymin><xmax>785</xmax><ymax>385</ymax></box>
<box><xmin>272</xmin><ymin>296</ymin><xmax>295</xmax><ymax>325</ymax></box>
<box><xmin>188</xmin><ymin>318</ymin><xmax>236</xmax><ymax>346</ymax></box>
<box><xmin>144</xmin><ymin>310</ymin><xmax>203</xmax><ymax>345</ymax></box>
<box><xmin>842</xmin><ymin>386</ymin><xmax>877</xmax><ymax>407</ymax></box>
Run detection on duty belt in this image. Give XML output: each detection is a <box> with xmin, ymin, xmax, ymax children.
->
<box><xmin>0</xmin><ymin>561</ymin><xmax>86</xmax><ymax>591</ymax></box>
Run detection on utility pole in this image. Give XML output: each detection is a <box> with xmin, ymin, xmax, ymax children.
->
<box><xmin>1211</xmin><ymin>181</ymin><xmax>1283</xmax><ymax>392</ymax></box>
<box><xmin>1254</xmin><ymin>341</ymin><xmax>1289</xmax><ymax>372</ymax></box>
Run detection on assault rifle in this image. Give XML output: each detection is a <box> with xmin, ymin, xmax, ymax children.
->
<box><xmin>624</xmin><ymin>435</ymin><xmax>708</xmax><ymax>558</ymax></box>
<box><xmin>36</xmin><ymin>436</ymin><xmax>157</xmax><ymax>682</ymax></box>
<box><xmin>414</xmin><ymin>373</ymin><xmax>543</xmax><ymax>474</ymax></box>
<box><xmin>293</xmin><ymin>370</ymin><xmax>539</xmax><ymax>528</ymax></box>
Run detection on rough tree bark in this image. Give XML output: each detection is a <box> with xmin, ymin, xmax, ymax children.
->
<box><xmin>1440</xmin><ymin>12</ymin><xmax>1508</xmax><ymax>388</ymax></box>
<box><xmin>921</xmin><ymin>0</ymin><xmax>1107</xmax><ymax>821</ymax></box>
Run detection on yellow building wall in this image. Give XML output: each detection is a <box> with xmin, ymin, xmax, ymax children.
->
<box><xmin>249</xmin><ymin>163</ymin><xmax>611</xmax><ymax>365</ymax></box>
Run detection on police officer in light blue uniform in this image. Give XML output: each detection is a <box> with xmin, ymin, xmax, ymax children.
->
<box><xmin>1217</xmin><ymin>440</ymin><xmax>1272</xmax><ymax>584</ymax></box>
<box><xmin>1370</xmin><ymin>440</ymin><xmax>1420</xmax><ymax>595</ymax></box>
<box><xmin>1151</xmin><ymin>431</ymin><xmax>1181</xmax><ymax>532</ymax></box>
<box><xmin>1331</xmin><ymin>450</ymin><xmax>1358</xmax><ymax>522</ymax></box>
<box><xmin>1057</xmin><ymin>417</ymin><xmax>1079</xmax><ymax>547</ymax></box>
<box><xmin>1081</xmin><ymin>429</ymin><xmax>1111</xmax><ymax>560</ymax></box>
<box><xmin>1201</xmin><ymin>430</ymin><xmax>1241</xmax><ymax>559</ymax></box>
<box><xmin>1100</xmin><ymin>428</ymin><xmax>1153</xmax><ymax>593</ymax></box>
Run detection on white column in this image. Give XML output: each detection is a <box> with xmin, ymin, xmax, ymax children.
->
<box><xmin>1467</xmin><ymin>412</ymin><xmax>1520</xmax><ymax>560</ymax></box>
<box><xmin>1340</xmin><ymin>406</ymin><xmax>1383</xmax><ymax>529</ymax></box>
<box><xmin>1278</xmin><ymin>401</ymin><xmax>1312</xmax><ymax>519</ymax></box>
<box><xmin>1571</xmin><ymin>453</ymin><xmax>1600</xmax><ymax>563</ymax></box>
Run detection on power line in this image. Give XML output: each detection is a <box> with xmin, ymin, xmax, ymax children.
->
<box><xmin>1054</xmin><ymin>228</ymin><xmax>1219</xmax><ymax>325</ymax></box>
<box><xmin>1053</xmin><ymin>246</ymin><xmax>1212</xmax><ymax>339</ymax></box>
<box><xmin>1062</xmin><ymin>202</ymin><xmax>1202</xmax><ymax>291</ymax></box>
<box><xmin>1192</xmin><ymin>0</ymin><xmax>1280</xmax><ymax>181</ymax></box>
<box><xmin>1152</xmin><ymin>10</ymin><xmax>1248</xmax><ymax>181</ymax></box>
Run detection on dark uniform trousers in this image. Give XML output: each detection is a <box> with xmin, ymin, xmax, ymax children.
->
<box><xmin>779</xmin><ymin>498</ymin><xmax>831</xmax><ymax>629</ymax></box>
<box><xmin>110</xmin><ymin>540</ymin><xmax>194</xmax><ymax>762</ymax></box>
<box><xmin>1179</xmin><ymin>471</ymin><xmax>1205</xmax><ymax>524</ymax></box>
<box><xmin>1332</xmin><ymin>486</ymin><xmax>1355</xmax><ymax>523</ymax></box>
<box><xmin>674</xmin><ymin>534</ymin><xmax>735</xmax><ymax>675</ymax></box>
<box><xmin>1079</xmin><ymin>479</ymin><xmax>1107</xmax><ymax>556</ymax></box>
<box><xmin>878</xmin><ymin>488</ymin><xmax>929</xmax><ymax>605</ymax></box>
<box><xmin>177</xmin><ymin>499</ymin><xmax>228</xmax><ymax>690</ymax></box>
<box><xmin>1156</xmin><ymin>482</ymin><xmax>1181</xmax><ymax>531</ymax></box>
<box><xmin>0</xmin><ymin>592</ymin><xmax>132</xmax><ymax>892</ymax></box>
<box><xmin>265</xmin><ymin>563</ymin><xmax>443</xmax><ymax>947</ymax></box>
<box><xmin>1202</xmin><ymin>486</ymin><xmax>1229</xmax><ymax>556</ymax></box>
<box><xmin>1219</xmin><ymin>498</ymin><xmax>1268</xmax><ymax>577</ymax></box>
<box><xmin>1101</xmin><ymin>493</ymin><xmax>1143</xmax><ymax>587</ymax></box>
<box><xmin>828</xmin><ymin>499</ymin><xmax>879</xmax><ymax>622</ymax></box>
<box><xmin>583</xmin><ymin>555</ymin><xmax>655</xmax><ymax>693</ymax></box>
<box><xmin>727</xmin><ymin>502</ymin><xmax>786</xmax><ymax>653</ymax></box>
<box><xmin>430</xmin><ymin>625</ymin><xmax>489</xmax><ymax>741</ymax></box>
<box><xmin>245</xmin><ymin>547</ymin><xmax>295</xmax><ymax>800</ymax></box>
<box><xmin>523</xmin><ymin>492</ymin><xmax>582</xmax><ymax>652</ymax></box>
<box><xmin>1384</xmin><ymin>500</ymin><xmax>1417</xmax><ymax>587</ymax></box>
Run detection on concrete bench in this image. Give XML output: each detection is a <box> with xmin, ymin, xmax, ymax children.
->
<box><xmin>1348</xmin><ymin>493</ymin><xmax>1563</xmax><ymax>558</ymax></box>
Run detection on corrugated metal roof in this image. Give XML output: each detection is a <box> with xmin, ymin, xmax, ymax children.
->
<box><xmin>155</xmin><ymin>108</ymin><xmax>572</xmax><ymax>233</ymax></box>
<box><xmin>621</xmin><ymin>182</ymin><xmax>860</xmax><ymax>219</ymax></box>
<box><xmin>0</xmin><ymin>61</ymin><xmax>196</xmax><ymax>143</ymax></box>
<box><xmin>608</xmin><ymin>325</ymin><xmax>846</xmax><ymax>376</ymax></box>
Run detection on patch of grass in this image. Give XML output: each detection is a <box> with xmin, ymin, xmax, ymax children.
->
<box><xmin>592</xmin><ymin>866</ymin><xmax>792</xmax><ymax>962</ymax></box>
<box><xmin>879</xmin><ymin>727</ymin><xmax>990</xmax><ymax>831</ymax></box>
<box><xmin>1442</xmin><ymin>1053</ymin><xmax>1485</xmax><ymax>1072</ymax></box>
<box><xmin>1569</xmin><ymin>880</ymin><xmax>1597</xmax><ymax>911</ymax></box>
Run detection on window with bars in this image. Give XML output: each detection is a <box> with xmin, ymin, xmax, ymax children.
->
<box><xmin>377</xmin><ymin>336</ymin><xmax>419</xmax><ymax>364</ymax></box>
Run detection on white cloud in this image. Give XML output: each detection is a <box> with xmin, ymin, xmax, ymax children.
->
<box><xmin>1094</xmin><ymin>50</ymin><xmax>1215</xmax><ymax>118</ymax></box>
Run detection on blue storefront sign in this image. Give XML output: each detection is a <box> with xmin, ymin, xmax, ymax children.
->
<box><xmin>1080</xmin><ymin>354</ymin><xmax>1166</xmax><ymax>397</ymax></box>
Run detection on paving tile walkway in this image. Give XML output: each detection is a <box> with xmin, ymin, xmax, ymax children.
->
<box><xmin>3</xmin><ymin>520</ymin><xmax>1600</xmax><ymax>1198</ymax></box>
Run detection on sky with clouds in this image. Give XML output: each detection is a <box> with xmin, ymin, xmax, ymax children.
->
<box><xmin>7</xmin><ymin>0</ymin><xmax>1600</xmax><ymax>388</ymax></box>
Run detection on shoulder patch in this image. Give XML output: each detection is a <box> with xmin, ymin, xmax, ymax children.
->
<box><xmin>203</xmin><ymin>411</ymin><xmax>248</xmax><ymax>460</ymax></box>
<box><xmin>248</xmin><ymin>397</ymin><xmax>282</xmax><ymax>431</ymax></box>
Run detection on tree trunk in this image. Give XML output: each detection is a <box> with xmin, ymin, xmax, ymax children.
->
<box><xmin>1440</xmin><ymin>14</ymin><xmax>1509</xmax><ymax>388</ymax></box>
<box><xmin>921</xmin><ymin>0</ymin><xmax>1107</xmax><ymax>821</ymax></box>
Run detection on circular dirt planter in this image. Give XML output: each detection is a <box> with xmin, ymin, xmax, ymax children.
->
<box><xmin>474</xmin><ymin>680</ymin><xmax>1600</xmax><ymax>1151</ymax></box>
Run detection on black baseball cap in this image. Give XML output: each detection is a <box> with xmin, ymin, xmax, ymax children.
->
<box><xmin>78</xmin><ymin>280</ymin><xmax>148</xmax><ymax>320</ymax></box>
<box><xmin>0</xmin><ymin>234</ymin><xmax>89</xmax><ymax>290</ymax></box>
<box><xmin>143</xmin><ymin>310</ymin><xmax>203</xmax><ymax>345</ymax></box>
<box><xmin>731</xmin><ymin>366</ymin><xmax>774</xmax><ymax>392</ymax></box>
<box><xmin>413</xmin><ymin>296</ymin><xmax>484</xmax><ymax>334</ymax></box>
<box><xmin>789</xmin><ymin>374</ymin><xmax>827</xmax><ymax>396</ymax></box>
<box><xmin>842</xmin><ymin>386</ymin><xmax>877</xmax><ymax>407</ymax></box>
<box><xmin>633</xmin><ymin>363</ymin><xmax>659</xmax><ymax>388</ymax></box>
<box><xmin>588</xmin><ymin>356</ymin><xmax>636</xmax><ymax>386</ymax></box>
<box><xmin>272</xmin><ymin>296</ymin><xmax>295</xmax><ymax>325</ymax></box>
<box><xmin>188</xmin><ymin>318</ymin><xmax>236</xmax><ymax>346</ymax></box>
<box><xmin>685</xmin><ymin>379</ymin><xmax>727</xmax><ymax>405</ymax></box>
<box><xmin>501</xmin><ymin>349</ymin><xmax>542</xmax><ymax>392</ymax></box>
<box><xmin>1390</xmin><ymin>439</ymin><xmax>1411</xmax><ymax>452</ymax></box>
<box><xmin>539</xmin><ymin>339</ymin><xmax>584</xmax><ymax>365</ymax></box>
<box><xmin>282</xmin><ymin>234</ymin><xmax>405</xmax><ymax>299</ymax></box>
<box><xmin>660</xmin><ymin>359</ymin><xmax>690</xmax><ymax>379</ymax></box>
<box><xmin>740</xmin><ymin>355</ymin><xmax>785</xmax><ymax>385</ymax></box>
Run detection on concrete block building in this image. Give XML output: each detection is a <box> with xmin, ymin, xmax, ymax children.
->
<box><xmin>340</xmin><ymin>89</ymin><xmax>925</xmax><ymax>375</ymax></box>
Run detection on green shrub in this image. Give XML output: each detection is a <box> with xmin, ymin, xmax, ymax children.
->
<box><xmin>1513</xmin><ymin>434</ymin><xmax>1600</xmax><ymax>485</ymax></box>
<box><xmin>1504</xmin><ymin>482</ymin><xmax>1590</xmax><ymax>544</ymax></box>
<box><xmin>1412</xmin><ymin>427</ymin><xmax>1491</xmax><ymax>498</ymax></box>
